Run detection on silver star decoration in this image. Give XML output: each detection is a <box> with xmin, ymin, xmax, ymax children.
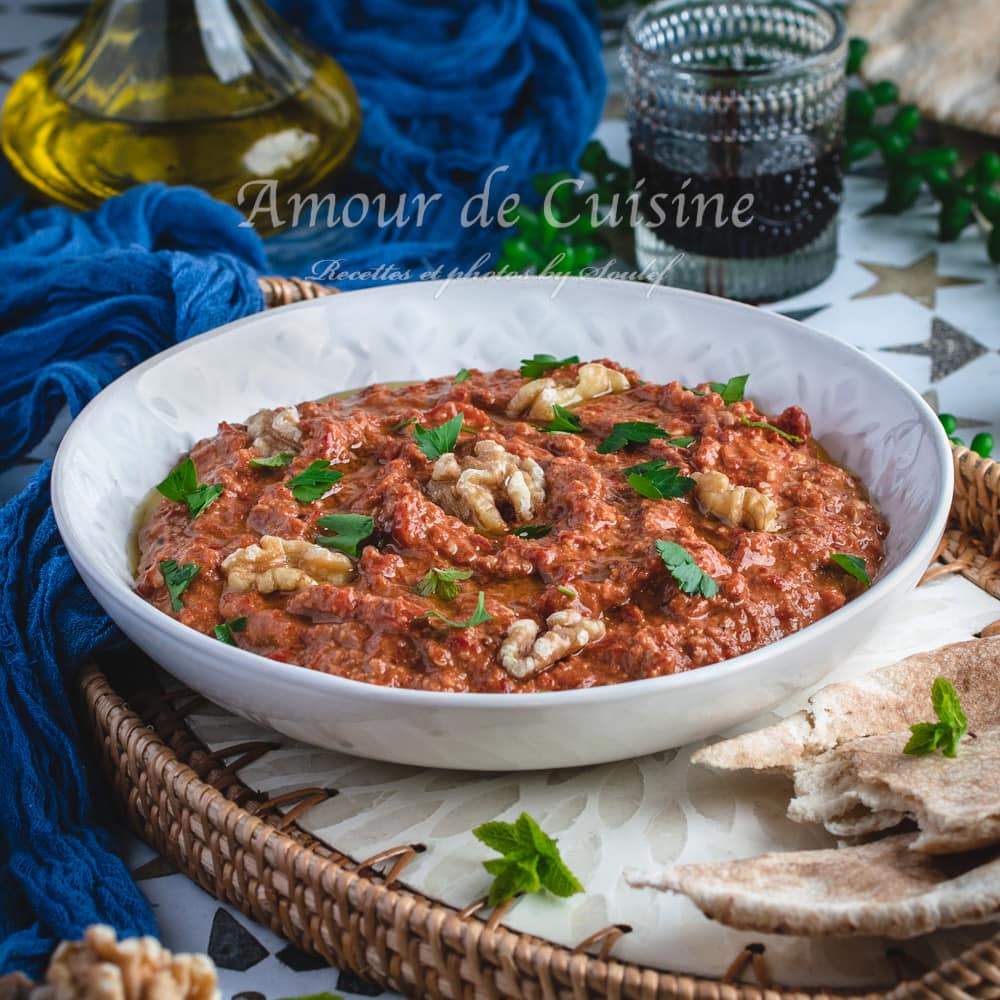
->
<box><xmin>882</xmin><ymin>317</ymin><xmax>987</xmax><ymax>382</ymax></box>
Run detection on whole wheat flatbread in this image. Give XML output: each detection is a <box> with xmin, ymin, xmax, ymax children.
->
<box><xmin>849</xmin><ymin>0</ymin><xmax>1000</xmax><ymax>138</ymax></box>
<box><xmin>789</xmin><ymin>725</ymin><xmax>1000</xmax><ymax>853</ymax></box>
<box><xmin>693</xmin><ymin>637</ymin><xmax>1000</xmax><ymax>774</ymax></box>
<box><xmin>627</xmin><ymin>833</ymin><xmax>1000</xmax><ymax>938</ymax></box>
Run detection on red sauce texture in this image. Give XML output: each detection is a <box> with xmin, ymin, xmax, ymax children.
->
<box><xmin>135</xmin><ymin>362</ymin><xmax>888</xmax><ymax>692</ymax></box>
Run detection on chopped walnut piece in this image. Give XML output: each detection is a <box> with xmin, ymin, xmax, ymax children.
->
<box><xmin>245</xmin><ymin>405</ymin><xmax>302</xmax><ymax>457</ymax></box>
<box><xmin>426</xmin><ymin>439</ymin><xmax>545</xmax><ymax>535</ymax></box>
<box><xmin>221</xmin><ymin>534</ymin><xmax>353</xmax><ymax>593</ymax></box>
<box><xmin>507</xmin><ymin>363</ymin><xmax>630</xmax><ymax>421</ymax></box>
<box><xmin>499</xmin><ymin>610</ymin><xmax>606</xmax><ymax>680</ymax></box>
<box><xmin>693</xmin><ymin>470</ymin><xmax>778</xmax><ymax>532</ymax></box>
<box><xmin>37</xmin><ymin>924</ymin><xmax>218</xmax><ymax>1000</ymax></box>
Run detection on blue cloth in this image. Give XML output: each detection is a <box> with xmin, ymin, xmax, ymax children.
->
<box><xmin>0</xmin><ymin>0</ymin><xmax>604</xmax><ymax>977</ymax></box>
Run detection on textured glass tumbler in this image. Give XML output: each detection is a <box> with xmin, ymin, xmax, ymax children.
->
<box><xmin>622</xmin><ymin>0</ymin><xmax>846</xmax><ymax>302</ymax></box>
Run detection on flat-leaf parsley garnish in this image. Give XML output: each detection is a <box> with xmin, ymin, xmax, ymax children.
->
<box><xmin>830</xmin><ymin>552</ymin><xmax>871</xmax><ymax>588</ymax></box>
<box><xmin>597</xmin><ymin>421</ymin><xmax>695</xmax><ymax>454</ymax></box>
<box><xmin>454</xmin><ymin>368</ymin><xmax>472</xmax><ymax>383</ymax></box>
<box><xmin>626</xmin><ymin>462</ymin><xmax>695</xmax><ymax>500</ymax></box>
<box><xmin>249</xmin><ymin>452</ymin><xmax>294</xmax><ymax>468</ymax></box>
<box><xmin>418</xmin><ymin>590</ymin><xmax>492</xmax><ymax>629</ymax></box>
<box><xmin>214</xmin><ymin>616</ymin><xmax>247</xmax><ymax>645</ymax></box>
<box><xmin>473</xmin><ymin>811</ymin><xmax>584</xmax><ymax>907</ymax></box>
<box><xmin>556</xmin><ymin>585</ymin><xmax>577</xmax><ymax>598</ymax></box>
<box><xmin>512</xmin><ymin>524</ymin><xmax>552</xmax><ymax>539</ymax></box>
<box><xmin>315</xmin><ymin>514</ymin><xmax>375</xmax><ymax>557</ymax></box>
<box><xmin>159</xmin><ymin>558</ymin><xmax>200</xmax><ymax>611</ymax></box>
<box><xmin>903</xmin><ymin>677</ymin><xmax>968</xmax><ymax>758</ymax></box>
<box><xmin>287</xmin><ymin>460</ymin><xmax>342</xmax><ymax>503</ymax></box>
<box><xmin>519</xmin><ymin>353</ymin><xmax>579</xmax><ymax>378</ymax></box>
<box><xmin>415</xmin><ymin>567</ymin><xmax>473</xmax><ymax>601</ymax></box>
<box><xmin>656</xmin><ymin>540</ymin><xmax>718</xmax><ymax>598</ymax></box>
<box><xmin>740</xmin><ymin>415</ymin><xmax>803</xmax><ymax>443</ymax></box>
<box><xmin>542</xmin><ymin>404</ymin><xmax>583</xmax><ymax>434</ymax></box>
<box><xmin>688</xmin><ymin>374</ymin><xmax>749</xmax><ymax>403</ymax></box>
<box><xmin>414</xmin><ymin>412</ymin><xmax>464</xmax><ymax>460</ymax></box>
<box><xmin>156</xmin><ymin>457</ymin><xmax>223</xmax><ymax>519</ymax></box>
<box><xmin>390</xmin><ymin>416</ymin><xmax>416</xmax><ymax>433</ymax></box>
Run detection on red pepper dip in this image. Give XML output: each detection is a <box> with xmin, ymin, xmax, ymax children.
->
<box><xmin>135</xmin><ymin>359</ymin><xmax>887</xmax><ymax>693</ymax></box>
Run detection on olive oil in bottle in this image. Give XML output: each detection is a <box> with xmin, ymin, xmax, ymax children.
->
<box><xmin>1</xmin><ymin>0</ymin><xmax>362</xmax><ymax>227</ymax></box>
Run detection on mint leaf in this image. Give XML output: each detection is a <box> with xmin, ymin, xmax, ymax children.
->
<box><xmin>156</xmin><ymin>458</ymin><xmax>197</xmax><ymax>503</ymax></box>
<box><xmin>214</xmin><ymin>616</ymin><xmax>247</xmax><ymax>645</ymax></box>
<box><xmin>655</xmin><ymin>540</ymin><xmax>718</xmax><ymax>598</ymax></box>
<box><xmin>454</xmin><ymin>368</ymin><xmax>472</xmax><ymax>383</ymax></box>
<box><xmin>710</xmin><ymin>374</ymin><xmax>749</xmax><ymax>403</ymax></box>
<box><xmin>512</xmin><ymin>524</ymin><xmax>551</xmax><ymax>539</ymax></box>
<box><xmin>542</xmin><ymin>404</ymin><xmax>583</xmax><ymax>434</ymax></box>
<box><xmin>287</xmin><ymin>460</ymin><xmax>343</xmax><ymax>503</ymax></box>
<box><xmin>741</xmin><ymin>416</ymin><xmax>803</xmax><ymax>443</ymax></box>
<box><xmin>315</xmin><ymin>513</ymin><xmax>375</xmax><ymax>556</ymax></box>
<box><xmin>597</xmin><ymin>421</ymin><xmax>693</xmax><ymax>454</ymax></box>
<box><xmin>414</xmin><ymin>413</ymin><xmax>464</xmax><ymax>460</ymax></box>
<box><xmin>520</xmin><ymin>353</ymin><xmax>579</xmax><ymax>378</ymax></box>
<box><xmin>830</xmin><ymin>552</ymin><xmax>871</xmax><ymax>588</ymax></box>
<box><xmin>903</xmin><ymin>677</ymin><xmax>969</xmax><ymax>758</ymax></box>
<box><xmin>156</xmin><ymin>458</ymin><xmax>223</xmax><ymax>519</ymax></box>
<box><xmin>474</xmin><ymin>812</ymin><xmax>583</xmax><ymax>907</ymax></box>
<box><xmin>249</xmin><ymin>452</ymin><xmax>294</xmax><ymax>468</ymax></box>
<box><xmin>159</xmin><ymin>558</ymin><xmax>200</xmax><ymax>611</ymax></box>
<box><xmin>418</xmin><ymin>590</ymin><xmax>491</xmax><ymax>629</ymax></box>
<box><xmin>626</xmin><ymin>462</ymin><xmax>695</xmax><ymax>500</ymax></box>
<box><xmin>415</xmin><ymin>567</ymin><xmax>472</xmax><ymax>601</ymax></box>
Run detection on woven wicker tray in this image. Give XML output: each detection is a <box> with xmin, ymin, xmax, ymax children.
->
<box><xmin>77</xmin><ymin>277</ymin><xmax>1000</xmax><ymax>1000</ymax></box>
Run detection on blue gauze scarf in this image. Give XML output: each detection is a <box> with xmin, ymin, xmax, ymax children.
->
<box><xmin>0</xmin><ymin>0</ymin><xmax>604</xmax><ymax>976</ymax></box>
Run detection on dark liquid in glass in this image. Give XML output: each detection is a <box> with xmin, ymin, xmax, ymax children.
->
<box><xmin>630</xmin><ymin>143</ymin><xmax>842</xmax><ymax>260</ymax></box>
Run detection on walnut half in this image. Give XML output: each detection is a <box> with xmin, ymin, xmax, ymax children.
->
<box><xmin>426</xmin><ymin>439</ymin><xmax>545</xmax><ymax>535</ymax></box>
<box><xmin>221</xmin><ymin>535</ymin><xmax>353</xmax><ymax>593</ymax></box>
<box><xmin>693</xmin><ymin>470</ymin><xmax>778</xmax><ymax>532</ymax></box>
<box><xmin>499</xmin><ymin>610</ymin><xmax>606</xmax><ymax>680</ymax></box>
<box><xmin>36</xmin><ymin>924</ymin><xmax>218</xmax><ymax>1000</ymax></box>
<box><xmin>245</xmin><ymin>405</ymin><xmax>302</xmax><ymax>457</ymax></box>
<box><xmin>507</xmin><ymin>363</ymin><xmax>630</xmax><ymax>422</ymax></box>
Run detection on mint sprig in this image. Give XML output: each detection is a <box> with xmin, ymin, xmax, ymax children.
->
<box><xmin>473</xmin><ymin>812</ymin><xmax>584</xmax><ymax>907</ymax></box>
<box><xmin>903</xmin><ymin>677</ymin><xmax>969</xmax><ymax>758</ymax></box>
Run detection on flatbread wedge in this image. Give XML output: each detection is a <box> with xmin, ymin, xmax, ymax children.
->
<box><xmin>693</xmin><ymin>637</ymin><xmax>1000</xmax><ymax>774</ymax></box>
<box><xmin>626</xmin><ymin>833</ymin><xmax>1000</xmax><ymax>938</ymax></box>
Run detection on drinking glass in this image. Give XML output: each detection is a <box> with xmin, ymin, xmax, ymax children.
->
<box><xmin>622</xmin><ymin>0</ymin><xmax>847</xmax><ymax>301</ymax></box>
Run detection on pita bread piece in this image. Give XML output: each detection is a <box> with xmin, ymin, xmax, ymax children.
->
<box><xmin>627</xmin><ymin>833</ymin><xmax>1000</xmax><ymax>938</ymax></box>
<box><xmin>789</xmin><ymin>725</ymin><xmax>1000</xmax><ymax>853</ymax></box>
<box><xmin>693</xmin><ymin>637</ymin><xmax>1000</xmax><ymax>773</ymax></box>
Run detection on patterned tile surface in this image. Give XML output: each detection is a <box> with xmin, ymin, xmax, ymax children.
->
<box><xmin>3</xmin><ymin>3</ymin><xmax>999</xmax><ymax>996</ymax></box>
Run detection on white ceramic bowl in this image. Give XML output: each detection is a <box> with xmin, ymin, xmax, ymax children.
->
<box><xmin>53</xmin><ymin>277</ymin><xmax>951</xmax><ymax>770</ymax></box>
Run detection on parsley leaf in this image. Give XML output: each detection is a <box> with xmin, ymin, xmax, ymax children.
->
<box><xmin>156</xmin><ymin>458</ymin><xmax>223</xmax><ymax>519</ymax></box>
<box><xmin>473</xmin><ymin>812</ymin><xmax>584</xmax><ymax>907</ymax></box>
<box><xmin>655</xmin><ymin>540</ymin><xmax>718</xmax><ymax>598</ymax></box>
<box><xmin>415</xmin><ymin>567</ymin><xmax>472</xmax><ymax>601</ymax></box>
<box><xmin>214</xmin><ymin>616</ymin><xmax>247</xmax><ymax>645</ymax></box>
<box><xmin>597</xmin><ymin>421</ymin><xmax>693</xmax><ymax>454</ymax></box>
<box><xmin>830</xmin><ymin>552</ymin><xmax>871</xmax><ymax>588</ymax></box>
<box><xmin>542</xmin><ymin>404</ymin><xmax>583</xmax><ymax>434</ymax></box>
<box><xmin>711</xmin><ymin>374</ymin><xmax>750</xmax><ymax>403</ymax></box>
<box><xmin>159</xmin><ymin>558</ymin><xmax>200</xmax><ymax>611</ymax></box>
<box><xmin>315</xmin><ymin>513</ymin><xmax>375</xmax><ymax>556</ymax></box>
<box><xmin>391</xmin><ymin>416</ymin><xmax>416</xmax><ymax>433</ymax></box>
<box><xmin>454</xmin><ymin>368</ymin><xmax>472</xmax><ymax>383</ymax></box>
<box><xmin>626</xmin><ymin>462</ymin><xmax>696</xmax><ymax>500</ymax></box>
<box><xmin>903</xmin><ymin>677</ymin><xmax>969</xmax><ymax>758</ymax></box>
<box><xmin>519</xmin><ymin>353</ymin><xmax>580</xmax><ymax>378</ymax></box>
<box><xmin>418</xmin><ymin>590</ymin><xmax>492</xmax><ymax>628</ymax></box>
<box><xmin>414</xmin><ymin>413</ymin><xmax>464</xmax><ymax>460</ymax></box>
<box><xmin>249</xmin><ymin>452</ymin><xmax>294</xmax><ymax>468</ymax></box>
<box><xmin>556</xmin><ymin>585</ymin><xmax>577</xmax><ymax>598</ymax></box>
<box><xmin>512</xmin><ymin>524</ymin><xmax>552</xmax><ymax>539</ymax></box>
<box><xmin>741</xmin><ymin>416</ymin><xmax>803</xmax><ymax>443</ymax></box>
<box><xmin>287</xmin><ymin>460</ymin><xmax>343</xmax><ymax>503</ymax></box>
